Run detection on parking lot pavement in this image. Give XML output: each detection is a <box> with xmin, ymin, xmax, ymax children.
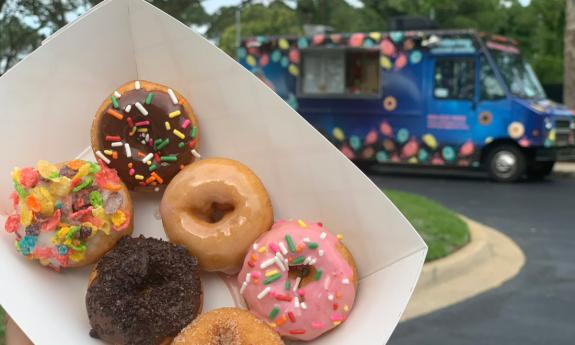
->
<box><xmin>369</xmin><ymin>168</ymin><xmax>575</xmax><ymax>345</ymax></box>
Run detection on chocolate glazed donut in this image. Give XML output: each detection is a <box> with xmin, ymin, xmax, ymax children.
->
<box><xmin>91</xmin><ymin>80</ymin><xmax>200</xmax><ymax>191</ymax></box>
<box><xmin>86</xmin><ymin>236</ymin><xmax>202</xmax><ymax>345</ymax></box>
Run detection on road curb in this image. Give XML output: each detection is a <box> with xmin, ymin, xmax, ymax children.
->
<box><xmin>416</xmin><ymin>218</ymin><xmax>491</xmax><ymax>289</ymax></box>
<box><xmin>554</xmin><ymin>162</ymin><xmax>575</xmax><ymax>176</ymax></box>
<box><xmin>401</xmin><ymin>215</ymin><xmax>525</xmax><ymax>321</ymax></box>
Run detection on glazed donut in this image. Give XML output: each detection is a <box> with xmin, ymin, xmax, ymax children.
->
<box><xmin>3</xmin><ymin>159</ymin><xmax>133</xmax><ymax>269</ymax></box>
<box><xmin>90</xmin><ymin>80</ymin><xmax>200</xmax><ymax>191</ymax></box>
<box><xmin>160</xmin><ymin>158</ymin><xmax>273</xmax><ymax>274</ymax></box>
<box><xmin>238</xmin><ymin>220</ymin><xmax>358</xmax><ymax>341</ymax></box>
<box><xmin>86</xmin><ymin>236</ymin><xmax>202</xmax><ymax>345</ymax></box>
<box><xmin>172</xmin><ymin>308</ymin><xmax>284</xmax><ymax>345</ymax></box>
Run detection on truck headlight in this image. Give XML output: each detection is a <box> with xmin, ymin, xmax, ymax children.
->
<box><xmin>544</xmin><ymin>117</ymin><xmax>553</xmax><ymax>130</ymax></box>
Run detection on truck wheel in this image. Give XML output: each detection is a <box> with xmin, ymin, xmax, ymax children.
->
<box><xmin>527</xmin><ymin>161</ymin><xmax>555</xmax><ymax>179</ymax></box>
<box><xmin>486</xmin><ymin>144</ymin><xmax>526</xmax><ymax>182</ymax></box>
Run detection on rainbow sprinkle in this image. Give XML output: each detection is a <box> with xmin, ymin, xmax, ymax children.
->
<box><xmin>285</xmin><ymin>234</ymin><xmax>296</xmax><ymax>252</ymax></box>
<box><xmin>145</xmin><ymin>93</ymin><xmax>154</xmax><ymax>105</ymax></box>
<box><xmin>268</xmin><ymin>307</ymin><xmax>280</xmax><ymax>320</ymax></box>
<box><xmin>111</xmin><ymin>95</ymin><xmax>120</xmax><ymax>108</ymax></box>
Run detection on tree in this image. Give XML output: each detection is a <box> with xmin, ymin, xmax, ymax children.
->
<box><xmin>0</xmin><ymin>0</ymin><xmax>209</xmax><ymax>75</ymax></box>
<box><xmin>361</xmin><ymin>0</ymin><xmax>506</xmax><ymax>32</ymax></box>
<box><xmin>0</xmin><ymin>10</ymin><xmax>42</xmax><ymax>75</ymax></box>
<box><xmin>211</xmin><ymin>2</ymin><xmax>302</xmax><ymax>56</ymax></box>
<box><xmin>295</xmin><ymin>0</ymin><xmax>384</xmax><ymax>32</ymax></box>
<box><xmin>207</xmin><ymin>0</ymin><xmax>385</xmax><ymax>57</ymax></box>
<box><xmin>86</xmin><ymin>0</ymin><xmax>209</xmax><ymax>26</ymax></box>
<box><xmin>503</xmin><ymin>0</ymin><xmax>565</xmax><ymax>85</ymax></box>
<box><xmin>565</xmin><ymin>0</ymin><xmax>575</xmax><ymax>107</ymax></box>
<box><xmin>361</xmin><ymin>0</ymin><xmax>565</xmax><ymax>85</ymax></box>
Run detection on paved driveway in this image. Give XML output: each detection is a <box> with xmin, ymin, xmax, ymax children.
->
<box><xmin>369</xmin><ymin>168</ymin><xmax>575</xmax><ymax>345</ymax></box>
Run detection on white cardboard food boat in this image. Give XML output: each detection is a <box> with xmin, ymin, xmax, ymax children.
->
<box><xmin>0</xmin><ymin>1</ymin><xmax>427</xmax><ymax>344</ymax></box>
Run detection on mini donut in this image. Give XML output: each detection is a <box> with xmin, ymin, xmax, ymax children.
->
<box><xmin>90</xmin><ymin>80</ymin><xmax>200</xmax><ymax>191</ymax></box>
<box><xmin>160</xmin><ymin>158</ymin><xmax>273</xmax><ymax>274</ymax></box>
<box><xmin>238</xmin><ymin>220</ymin><xmax>358</xmax><ymax>341</ymax></box>
<box><xmin>86</xmin><ymin>235</ymin><xmax>202</xmax><ymax>345</ymax></box>
<box><xmin>3</xmin><ymin>159</ymin><xmax>133</xmax><ymax>269</ymax></box>
<box><xmin>172</xmin><ymin>308</ymin><xmax>284</xmax><ymax>345</ymax></box>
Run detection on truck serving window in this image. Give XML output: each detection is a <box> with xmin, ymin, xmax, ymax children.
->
<box><xmin>433</xmin><ymin>58</ymin><xmax>475</xmax><ymax>100</ymax></box>
<box><xmin>301</xmin><ymin>50</ymin><xmax>345</xmax><ymax>95</ymax></box>
<box><xmin>480</xmin><ymin>56</ymin><xmax>505</xmax><ymax>100</ymax></box>
<box><xmin>300</xmin><ymin>49</ymin><xmax>379</xmax><ymax>97</ymax></box>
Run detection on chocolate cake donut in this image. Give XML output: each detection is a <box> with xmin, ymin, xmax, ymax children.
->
<box><xmin>90</xmin><ymin>80</ymin><xmax>200</xmax><ymax>191</ymax></box>
<box><xmin>86</xmin><ymin>236</ymin><xmax>202</xmax><ymax>345</ymax></box>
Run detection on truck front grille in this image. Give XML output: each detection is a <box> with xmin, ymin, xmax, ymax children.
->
<box><xmin>555</xmin><ymin>119</ymin><xmax>571</xmax><ymax>130</ymax></box>
<box><xmin>554</xmin><ymin>119</ymin><xmax>573</xmax><ymax>146</ymax></box>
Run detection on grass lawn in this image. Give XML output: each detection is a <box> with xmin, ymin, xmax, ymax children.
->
<box><xmin>1</xmin><ymin>306</ymin><xmax>5</xmax><ymax>345</ymax></box>
<box><xmin>385</xmin><ymin>189</ymin><xmax>470</xmax><ymax>262</ymax></box>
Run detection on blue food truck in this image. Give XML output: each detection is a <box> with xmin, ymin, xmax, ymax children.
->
<box><xmin>238</xmin><ymin>30</ymin><xmax>575</xmax><ymax>182</ymax></box>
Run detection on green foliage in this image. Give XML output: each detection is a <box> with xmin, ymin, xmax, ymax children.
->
<box><xmin>496</xmin><ymin>0</ymin><xmax>565</xmax><ymax>83</ymax></box>
<box><xmin>87</xmin><ymin>0</ymin><xmax>209</xmax><ymax>27</ymax></box>
<box><xmin>360</xmin><ymin>0</ymin><xmax>566</xmax><ymax>83</ymax></box>
<box><xmin>216</xmin><ymin>2</ymin><xmax>303</xmax><ymax>57</ymax></box>
<box><xmin>0</xmin><ymin>306</ymin><xmax>5</xmax><ymax>345</ymax></box>
<box><xmin>385</xmin><ymin>189</ymin><xmax>470</xmax><ymax>262</ymax></box>
<box><xmin>0</xmin><ymin>0</ymin><xmax>208</xmax><ymax>75</ymax></box>
<box><xmin>295</xmin><ymin>0</ymin><xmax>385</xmax><ymax>32</ymax></box>
<box><xmin>0</xmin><ymin>0</ymin><xmax>44</xmax><ymax>74</ymax></box>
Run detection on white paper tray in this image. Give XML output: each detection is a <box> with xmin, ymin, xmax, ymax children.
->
<box><xmin>0</xmin><ymin>1</ymin><xmax>427</xmax><ymax>344</ymax></box>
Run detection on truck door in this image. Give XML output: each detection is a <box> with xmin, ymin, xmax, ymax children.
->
<box><xmin>475</xmin><ymin>54</ymin><xmax>510</xmax><ymax>143</ymax></box>
<box><xmin>425</xmin><ymin>56</ymin><xmax>477</xmax><ymax>164</ymax></box>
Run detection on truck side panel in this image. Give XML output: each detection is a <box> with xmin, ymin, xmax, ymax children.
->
<box><xmin>238</xmin><ymin>32</ymin><xmax>486</xmax><ymax>168</ymax></box>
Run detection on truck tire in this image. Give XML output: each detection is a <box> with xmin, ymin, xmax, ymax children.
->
<box><xmin>486</xmin><ymin>144</ymin><xmax>526</xmax><ymax>182</ymax></box>
<box><xmin>527</xmin><ymin>161</ymin><xmax>555</xmax><ymax>179</ymax></box>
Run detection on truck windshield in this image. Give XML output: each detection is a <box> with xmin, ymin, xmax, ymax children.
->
<box><xmin>489</xmin><ymin>49</ymin><xmax>546</xmax><ymax>100</ymax></box>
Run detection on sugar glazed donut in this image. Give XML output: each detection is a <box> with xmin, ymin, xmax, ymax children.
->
<box><xmin>238</xmin><ymin>220</ymin><xmax>358</xmax><ymax>341</ymax></box>
<box><xmin>160</xmin><ymin>158</ymin><xmax>273</xmax><ymax>274</ymax></box>
<box><xmin>172</xmin><ymin>308</ymin><xmax>284</xmax><ymax>345</ymax></box>
<box><xmin>86</xmin><ymin>236</ymin><xmax>202</xmax><ymax>345</ymax></box>
<box><xmin>3</xmin><ymin>159</ymin><xmax>132</xmax><ymax>269</ymax></box>
<box><xmin>91</xmin><ymin>80</ymin><xmax>200</xmax><ymax>191</ymax></box>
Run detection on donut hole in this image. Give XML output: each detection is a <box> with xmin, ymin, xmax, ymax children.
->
<box><xmin>288</xmin><ymin>265</ymin><xmax>319</xmax><ymax>292</ymax></box>
<box><xmin>191</xmin><ymin>202</ymin><xmax>235</xmax><ymax>224</ymax></box>
<box><xmin>135</xmin><ymin>271</ymin><xmax>167</xmax><ymax>295</ymax></box>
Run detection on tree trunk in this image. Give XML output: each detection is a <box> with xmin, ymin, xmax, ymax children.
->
<box><xmin>564</xmin><ymin>0</ymin><xmax>575</xmax><ymax>107</ymax></box>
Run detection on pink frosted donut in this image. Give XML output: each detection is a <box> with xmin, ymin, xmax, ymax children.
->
<box><xmin>238</xmin><ymin>220</ymin><xmax>358</xmax><ymax>341</ymax></box>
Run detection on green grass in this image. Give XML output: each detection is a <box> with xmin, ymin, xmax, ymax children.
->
<box><xmin>1</xmin><ymin>306</ymin><xmax>5</xmax><ymax>345</ymax></box>
<box><xmin>385</xmin><ymin>190</ymin><xmax>470</xmax><ymax>262</ymax></box>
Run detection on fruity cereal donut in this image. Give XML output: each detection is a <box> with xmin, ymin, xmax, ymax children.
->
<box><xmin>91</xmin><ymin>80</ymin><xmax>200</xmax><ymax>191</ymax></box>
<box><xmin>172</xmin><ymin>308</ymin><xmax>284</xmax><ymax>345</ymax></box>
<box><xmin>3</xmin><ymin>159</ymin><xmax>132</xmax><ymax>269</ymax></box>
<box><xmin>238</xmin><ymin>220</ymin><xmax>358</xmax><ymax>341</ymax></box>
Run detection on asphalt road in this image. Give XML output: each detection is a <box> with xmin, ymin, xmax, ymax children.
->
<box><xmin>368</xmin><ymin>167</ymin><xmax>575</xmax><ymax>345</ymax></box>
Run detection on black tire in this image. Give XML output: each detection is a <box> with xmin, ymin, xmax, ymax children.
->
<box><xmin>527</xmin><ymin>161</ymin><xmax>555</xmax><ymax>179</ymax></box>
<box><xmin>485</xmin><ymin>144</ymin><xmax>526</xmax><ymax>182</ymax></box>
